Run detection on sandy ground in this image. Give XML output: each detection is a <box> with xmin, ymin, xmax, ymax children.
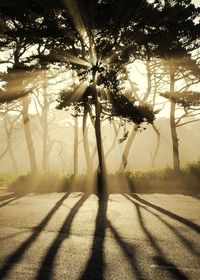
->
<box><xmin>0</xmin><ymin>191</ymin><xmax>200</xmax><ymax>280</ymax></box>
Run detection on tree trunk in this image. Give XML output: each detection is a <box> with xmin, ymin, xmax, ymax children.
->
<box><xmin>5</xmin><ymin>115</ymin><xmax>19</xmax><ymax>173</ymax></box>
<box><xmin>93</xmin><ymin>71</ymin><xmax>106</xmax><ymax>195</ymax></box>
<box><xmin>169</xmin><ymin>71</ymin><xmax>180</xmax><ymax>172</ymax></box>
<box><xmin>151</xmin><ymin>123</ymin><xmax>160</xmax><ymax>168</ymax></box>
<box><xmin>73</xmin><ymin>115</ymin><xmax>79</xmax><ymax>177</ymax></box>
<box><xmin>42</xmin><ymin>78</ymin><xmax>49</xmax><ymax>171</ymax></box>
<box><xmin>0</xmin><ymin>133</ymin><xmax>19</xmax><ymax>173</ymax></box>
<box><xmin>0</xmin><ymin>148</ymin><xmax>9</xmax><ymax>161</ymax></box>
<box><xmin>8</xmin><ymin>145</ymin><xmax>19</xmax><ymax>173</ymax></box>
<box><xmin>21</xmin><ymin>96</ymin><xmax>37</xmax><ymax>173</ymax></box>
<box><xmin>94</xmin><ymin>99</ymin><xmax>104</xmax><ymax>174</ymax></box>
<box><xmin>83</xmin><ymin>106</ymin><xmax>92</xmax><ymax>173</ymax></box>
<box><xmin>105</xmin><ymin>122</ymin><xmax>120</xmax><ymax>159</ymax></box>
<box><xmin>120</xmin><ymin>57</ymin><xmax>152</xmax><ymax>171</ymax></box>
<box><xmin>120</xmin><ymin>125</ymin><xmax>137</xmax><ymax>171</ymax></box>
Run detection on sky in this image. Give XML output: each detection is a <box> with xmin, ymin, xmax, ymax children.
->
<box><xmin>193</xmin><ymin>0</ymin><xmax>200</xmax><ymax>7</ymax></box>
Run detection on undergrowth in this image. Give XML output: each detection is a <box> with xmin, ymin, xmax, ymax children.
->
<box><xmin>0</xmin><ymin>161</ymin><xmax>199</xmax><ymax>194</ymax></box>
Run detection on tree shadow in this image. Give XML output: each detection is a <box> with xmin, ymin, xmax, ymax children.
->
<box><xmin>0</xmin><ymin>194</ymin><xmax>25</xmax><ymax>208</ymax></box>
<box><xmin>107</xmin><ymin>220</ymin><xmax>145</xmax><ymax>280</ymax></box>
<box><xmin>126</xmin><ymin>194</ymin><xmax>200</xmax><ymax>260</ymax></box>
<box><xmin>36</xmin><ymin>193</ymin><xmax>89</xmax><ymax>280</ymax></box>
<box><xmin>124</xmin><ymin>194</ymin><xmax>189</xmax><ymax>280</ymax></box>
<box><xmin>0</xmin><ymin>192</ymin><xmax>70</xmax><ymax>280</ymax></box>
<box><xmin>79</xmin><ymin>192</ymin><xmax>108</xmax><ymax>280</ymax></box>
<box><xmin>0</xmin><ymin>193</ymin><xmax>18</xmax><ymax>202</ymax></box>
<box><xmin>131</xmin><ymin>193</ymin><xmax>200</xmax><ymax>234</ymax></box>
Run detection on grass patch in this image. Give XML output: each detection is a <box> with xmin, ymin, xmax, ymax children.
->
<box><xmin>6</xmin><ymin>172</ymin><xmax>73</xmax><ymax>194</ymax></box>
<box><xmin>125</xmin><ymin>161</ymin><xmax>200</xmax><ymax>194</ymax></box>
<box><xmin>1</xmin><ymin>161</ymin><xmax>200</xmax><ymax>195</ymax></box>
<box><xmin>0</xmin><ymin>173</ymin><xmax>19</xmax><ymax>191</ymax></box>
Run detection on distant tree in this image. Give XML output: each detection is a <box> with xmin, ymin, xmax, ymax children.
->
<box><xmin>161</xmin><ymin>90</ymin><xmax>200</xmax><ymax>127</ymax></box>
<box><xmin>118</xmin><ymin>58</ymin><xmax>155</xmax><ymax>170</ymax></box>
<box><xmin>149</xmin><ymin>0</ymin><xmax>200</xmax><ymax>172</ymax></box>
<box><xmin>0</xmin><ymin>107</ymin><xmax>20</xmax><ymax>172</ymax></box>
<box><xmin>0</xmin><ymin>14</ymin><xmax>40</xmax><ymax>173</ymax></box>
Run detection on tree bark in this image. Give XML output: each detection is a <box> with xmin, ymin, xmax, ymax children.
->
<box><xmin>21</xmin><ymin>96</ymin><xmax>37</xmax><ymax>173</ymax></box>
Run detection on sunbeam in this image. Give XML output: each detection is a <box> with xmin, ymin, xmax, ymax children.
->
<box><xmin>0</xmin><ymin>1</ymin><xmax>199</xmax><ymax>278</ymax></box>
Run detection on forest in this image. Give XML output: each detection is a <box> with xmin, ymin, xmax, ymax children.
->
<box><xmin>1</xmin><ymin>1</ymin><xmax>200</xmax><ymax>280</ymax></box>
<box><xmin>0</xmin><ymin>0</ymin><xmax>200</xmax><ymax>193</ymax></box>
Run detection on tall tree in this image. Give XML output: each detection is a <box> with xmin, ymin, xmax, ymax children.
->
<box><xmin>43</xmin><ymin>0</ymin><xmax>156</xmax><ymax>188</ymax></box>
<box><xmin>1</xmin><ymin>0</ymin><xmax>158</xmax><ymax>184</ymax></box>
<box><xmin>150</xmin><ymin>0</ymin><xmax>200</xmax><ymax>171</ymax></box>
<box><xmin>0</xmin><ymin>14</ymin><xmax>40</xmax><ymax>173</ymax></box>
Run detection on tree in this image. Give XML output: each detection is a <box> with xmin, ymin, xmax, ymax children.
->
<box><xmin>1</xmin><ymin>0</ymin><xmax>163</xmax><ymax>184</ymax></box>
<box><xmin>149</xmin><ymin>0</ymin><xmax>200</xmax><ymax>171</ymax></box>
<box><xmin>0</xmin><ymin>107</ymin><xmax>20</xmax><ymax>172</ymax></box>
<box><xmin>0</xmin><ymin>14</ymin><xmax>40</xmax><ymax>173</ymax></box>
<box><xmin>37</xmin><ymin>0</ymin><xmax>156</xmax><ymax>190</ymax></box>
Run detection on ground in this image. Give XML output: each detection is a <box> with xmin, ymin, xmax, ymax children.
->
<box><xmin>0</xmin><ymin>190</ymin><xmax>200</xmax><ymax>280</ymax></box>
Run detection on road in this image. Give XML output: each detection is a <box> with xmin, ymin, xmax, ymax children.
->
<box><xmin>0</xmin><ymin>191</ymin><xmax>200</xmax><ymax>280</ymax></box>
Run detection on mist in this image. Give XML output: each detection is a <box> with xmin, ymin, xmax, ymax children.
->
<box><xmin>0</xmin><ymin>110</ymin><xmax>199</xmax><ymax>174</ymax></box>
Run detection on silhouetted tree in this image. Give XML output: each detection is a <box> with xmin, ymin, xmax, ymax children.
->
<box><xmin>149</xmin><ymin>0</ymin><xmax>200</xmax><ymax>171</ymax></box>
<box><xmin>2</xmin><ymin>0</ymin><xmax>199</xmax><ymax>177</ymax></box>
<box><xmin>39</xmin><ymin>0</ymin><xmax>157</xmax><ymax>185</ymax></box>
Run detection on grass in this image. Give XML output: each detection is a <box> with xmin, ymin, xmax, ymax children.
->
<box><xmin>0</xmin><ymin>161</ymin><xmax>199</xmax><ymax>195</ymax></box>
<box><xmin>0</xmin><ymin>173</ymin><xmax>19</xmax><ymax>191</ymax></box>
<box><xmin>6</xmin><ymin>172</ymin><xmax>74</xmax><ymax>194</ymax></box>
<box><xmin>126</xmin><ymin>161</ymin><xmax>200</xmax><ymax>179</ymax></box>
<box><xmin>125</xmin><ymin>161</ymin><xmax>200</xmax><ymax>194</ymax></box>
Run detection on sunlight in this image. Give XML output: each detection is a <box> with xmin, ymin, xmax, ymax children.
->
<box><xmin>63</xmin><ymin>0</ymin><xmax>96</xmax><ymax>64</ymax></box>
<box><xmin>63</xmin><ymin>0</ymin><xmax>98</xmax><ymax>67</ymax></box>
<box><xmin>0</xmin><ymin>1</ymin><xmax>200</xmax><ymax>279</ymax></box>
<box><xmin>0</xmin><ymin>69</ymin><xmax>47</xmax><ymax>102</ymax></box>
<box><xmin>70</xmin><ymin>81</ymin><xmax>88</xmax><ymax>102</ymax></box>
<box><xmin>64</xmin><ymin>0</ymin><xmax>89</xmax><ymax>45</ymax></box>
<box><xmin>62</xmin><ymin>53</ymin><xmax>90</xmax><ymax>67</ymax></box>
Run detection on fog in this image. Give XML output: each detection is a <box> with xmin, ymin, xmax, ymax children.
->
<box><xmin>0</xmin><ymin>110</ymin><xmax>199</xmax><ymax>174</ymax></box>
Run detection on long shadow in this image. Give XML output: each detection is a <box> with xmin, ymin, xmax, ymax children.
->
<box><xmin>36</xmin><ymin>193</ymin><xmax>89</xmax><ymax>280</ymax></box>
<box><xmin>0</xmin><ymin>193</ymin><xmax>18</xmax><ymax>202</ymax></box>
<box><xmin>0</xmin><ymin>194</ymin><xmax>25</xmax><ymax>208</ymax></box>
<box><xmin>126</xmin><ymin>195</ymin><xmax>200</xmax><ymax>259</ymax></box>
<box><xmin>124</xmin><ymin>194</ymin><xmax>189</xmax><ymax>280</ymax></box>
<box><xmin>79</xmin><ymin>193</ymin><xmax>108</xmax><ymax>280</ymax></box>
<box><xmin>132</xmin><ymin>193</ymin><xmax>200</xmax><ymax>234</ymax></box>
<box><xmin>0</xmin><ymin>192</ymin><xmax>70</xmax><ymax>279</ymax></box>
<box><xmin>107</xmin><ymin>220</ymin><xmax>145</xmax><ymax>280</ymax></box>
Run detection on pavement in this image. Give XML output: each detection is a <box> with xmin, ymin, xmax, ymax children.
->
<box><xmin>0</xmin><ymin>191</ymin><xmax>200</xmax><ymax>280</ymax></box>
